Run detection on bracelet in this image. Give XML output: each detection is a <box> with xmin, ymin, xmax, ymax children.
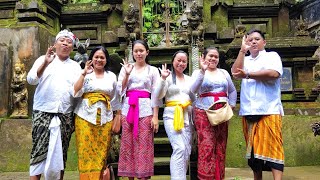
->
<box><xmin>245</xmin><ymin>72</ymin><xmax>250</xmax><ymax>79</ymax></box>
<box><xmin>81</xmin><ymin>72</ymin><xmax>86</xmax><ymax>76</ymax></box>
<box><xmin>126</xmin><ymin>72</ymin><xmax>130</xmax><ymax>75</ymax></box>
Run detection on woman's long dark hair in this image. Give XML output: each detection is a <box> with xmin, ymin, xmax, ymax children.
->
<box><xmin>132</xmin><ymin>40</ymin><xmax>150</xmax><ymax>64</ymax></box>
<box><xmin>88</xmin><ymin>46</ymin><xmax>111</xmax><ymax>72</ymax></box>
<box><xmin>171</xmin><ymin>50</ymin><xmax>188</xmax><ymax>85</ymax></box>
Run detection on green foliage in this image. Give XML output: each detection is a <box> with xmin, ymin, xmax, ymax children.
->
<box><xmin>146</xmin><ymin>33</ymin><xmax>163</xmax><ymax>47</ymax></box>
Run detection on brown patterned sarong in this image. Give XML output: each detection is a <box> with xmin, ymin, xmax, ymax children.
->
<box><xmin>117</xmin><ymin>115</ymin><xmax>154</xmax><ymax>178</ymax></box>
<box><xmin>242</xmin><ymin>114</ymin><xmax>284</xmax><ymax>171</ymax></box>
<box><xmin>30</xmin><ymin>110</ymin><xmax>75</xmax><ymax>167</ymax></box>
<box><xmin>194</xmin><ymin>107</ymin><xmax>228</xmax><ymax>180</ymax></box>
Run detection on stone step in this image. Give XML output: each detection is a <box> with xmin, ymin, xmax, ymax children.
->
<box><xmin>109</xmin><ymin>157</ymin><xmax>197</xmax><ymax>177</ymax></box>
<box><xmin>154</xmin><ymin>137</ymin><xmax>172</xmax><ymax>157</ymax></box>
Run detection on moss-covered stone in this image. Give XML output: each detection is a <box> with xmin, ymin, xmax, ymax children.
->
<box><xmin>107</xmin><ymin>11</ymin><xmax>123</xmax><ymax>31</ymax></box>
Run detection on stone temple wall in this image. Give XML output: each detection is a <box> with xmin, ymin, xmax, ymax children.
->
<box><xmin>0</xmin><ymin>27</ymin><xmax>36</xmax><ymax>117</ymax></box>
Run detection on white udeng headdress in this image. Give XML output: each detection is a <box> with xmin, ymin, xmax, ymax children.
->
<box><xmin>55</xmin><ymin>29</ymin><xmax>76</xmax><ymax>45</ymax></box>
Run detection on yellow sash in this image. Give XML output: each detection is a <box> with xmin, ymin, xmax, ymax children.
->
<box><xmin>83</xmin><ymin>92</ymin><xmax>111</xmax><ymax>125</ymax></box>
<box><xmin>166</xmin><ymin>100</ymin><xmax>191</xmax><ymax>131</ymax></box>
<box><xmin>83</xmin><ymin>92</ymin><xmax>111</xmax><ymax>109</ymax></box>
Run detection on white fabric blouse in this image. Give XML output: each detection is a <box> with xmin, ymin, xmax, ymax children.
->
<box><xmin>190</xmin><ymin>68</ymin><xmax>237</xmax><ymax>110</ymax></box>
<box><xmin>73</xmin><ymin>71</ymin><xmax>121</xmax><ymax>125</ymax></box>
<box><xmin>117</xmin><ymin>64</ymin><xmax>162</xmax><ymax>117</ymax></box>
<box><xmin>27</xmin><ymin>55</ymin><xmax>81</xmax><ymax>113</ymax></box>
<box><xmin>154</xmin><ymin>74</ymin><xmax>195</xmax><ymax>125</ymax></box>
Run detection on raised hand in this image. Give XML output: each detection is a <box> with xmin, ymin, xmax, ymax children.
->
<box><xmin>120</xmin><ymin>58</ymin><xmax>134</xmax><ymax>75</ymax></box>
<box><xmin>83</xmin><ymin>60</ymin><xmax>94</xmax><ymax>75</ymax></box>
<box><xmin>44</xmin><ymin>46</ymin><xmax>56</xmax><ymax>65</ymax></box>
<box><xmin>241</xmin><ymin>35</ymin><xmax>251</xmax><ymax>53</ymax></box>
<box><xmin>199</xmin><ymin>55</ymin><xmax>208</xmax><ymax>72</ymax></box>
<box><xmin>159</xmin><ymin>63</ymin><xmax>171</xmax><ymax>80</ymax></box>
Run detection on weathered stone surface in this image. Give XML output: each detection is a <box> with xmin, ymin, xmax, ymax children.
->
<box><xmin>0</xmin><ymin>9</ymin><xmax>14</xmax><ymax>19</ymax></box>
<box><xmin>0</xmin><ymin>119</ymin><xmax>32</xmax><ymax>171</ymax></box>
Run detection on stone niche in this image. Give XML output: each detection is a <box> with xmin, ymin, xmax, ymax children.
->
<box><xmin>0</xmin><ymin>27</ymin><xmax>55</xmax><ymax>118</ymax></box>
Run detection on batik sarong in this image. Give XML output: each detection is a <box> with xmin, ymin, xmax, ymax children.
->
<box><xmin>30</xmin><ymin>110</ymin><xmax>75</xmax><ymax>167</ymax></box>
<box><xmin>75</xmin><ymin>115</ymin><xmax>112</xmax><ymax>179</ymax></box>
<box><xmin>194</xmin><ymin>107</ymin><xmax>228</xmax><ymax>180</ymax></box>
<box><xmin>242</xmin><ymin>114</ymin><xmax>284</xmax><ymax>172</ymax></box>
<box><xmin>118</xmin><ymin>115</ymin><xmax>154</xmax><ymax>178</ymax></box>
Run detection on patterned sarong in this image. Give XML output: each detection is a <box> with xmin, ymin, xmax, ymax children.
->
<box><xmin>75</xmin><ymin>115</ymin><xmax>112</xmax><ymax>179</ymax></box>
<box><xmin>194</xmin><ymin>107</ymin><xmax>228</xmax><ymax>180</ymax></box>
<box><xmin>242</xmin><ymin>114</ymin><xmax>284</xmax><ymax>171</ymax></box>
<box><xmin>30</xmin><ymin>110</ymin><xmax>75</xmax><ymax>167</ymax></box>
<box><xmin>118</xmin><ymin>115</ymin><xmax>154</xmax><ymax>178</ymax></box>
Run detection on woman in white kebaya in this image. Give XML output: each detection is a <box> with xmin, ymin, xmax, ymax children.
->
<box><xmin>155</xmin><ymin>50</ymin><xmax>195</xmax><ymax>180</ymax></box>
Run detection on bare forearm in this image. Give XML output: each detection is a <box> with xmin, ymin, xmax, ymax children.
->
<box><xmin>74</xmin><ymin>73</ymin><xmax>86</xmax><ymax>95</ymax></box>
<box><xmin>121</xmin><ymin>74</ymin><xmax>129</xmax><ymax>91</ymax></box>
<box><xmin>231</xmin><ymin>50</ymin><xmax>246</xmax><ymax>73</ymax></box>
<box><xmin>153</xmin><ymin>106</ymin><xmax>159</xmax><ymax>118</ymax></box>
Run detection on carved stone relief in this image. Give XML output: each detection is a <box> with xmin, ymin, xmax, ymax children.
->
<box><xmin>10</xmin><ymin>60</ymin><xmax>28</xmax><ymax>118</ymax></box>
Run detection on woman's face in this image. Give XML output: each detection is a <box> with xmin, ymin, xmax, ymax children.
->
<box><xmin>173</xmin><ymin>53</ymin><xmax>188</xmax><ymax>75</ymax></box>
<box><xmin>92</xmin><ymin>49</ymin><xmax>106</xmax><ymax>70</ymax></box>
<box><xmin>204</xmin><ymin>49</ymin><xmax>219</xmax><ymax>69</ymax></box>
<box><xmin>133</xmin><ymin>43</ymin><xmax>149</xmax><ymax>63</ymax></box>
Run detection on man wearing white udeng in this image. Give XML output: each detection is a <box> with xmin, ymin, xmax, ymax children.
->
<box><xmin>27</xmin><ymin>29</ymin><xmax>81</xmax><ymax>180</ymax></box>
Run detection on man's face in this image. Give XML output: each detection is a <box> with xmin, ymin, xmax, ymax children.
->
<box><xmin>247</xmin><ymin>32</ymin><xmax>266</xmax><ymax>53</ymax></box>
<box><xmin>54</xmin><ymin>36</ymin><xmax>73</xmax><ymax>59</ymax></box>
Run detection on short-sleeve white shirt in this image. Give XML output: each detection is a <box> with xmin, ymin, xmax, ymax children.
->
<box><xmin>239</xmin><ymin>50</ymin><xmax>284</xmax><ymax>116</ymax></box>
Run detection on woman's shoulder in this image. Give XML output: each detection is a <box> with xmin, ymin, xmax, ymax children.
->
<box><xmin>219</xmin><ymin>68</ymin><xmax>230</xmax><ymax>75</ymax></box>
<box><xmin>184</xmin><ymin>73</ymin><xmax>192</xmax><ymax>79</ymax></box>
<box><xmin>105</xmin><ymin>70</ymin><xmax>117</xmax><ymax>79</ymax></box>
<box><xmin>148</xmin><ymin>64</ymin><xmax>158</xmax><ymax>70</ymax></box>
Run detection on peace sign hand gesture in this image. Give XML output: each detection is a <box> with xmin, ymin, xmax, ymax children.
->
<box><xmin>120</xmin><ymin>58</ymin><xmax>134</xmax><ymax>76</ymax></box>
<box><xmin>159</xmin><ymin>63</ymin><xmax>171</xmax><ymax>80</ymax></box>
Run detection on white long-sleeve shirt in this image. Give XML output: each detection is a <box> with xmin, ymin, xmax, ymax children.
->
<box><xmin>154</xmin><ymin>74</ymin><xmax>195</xmax><ymax>125</ymax></box>
<box><xmin>73</xmin><ymin>71</ymin><xmax>121</xmax><ymax>125</ymax></box>
<box><xmin>117</xmin><ymin>64</ymin><xmax>162</xmax><ymax>117</ymax></box>
<box><xmin>27</xmin><ymin>55</ymin><xmax>81</xmax><ymax>113</ymax></box>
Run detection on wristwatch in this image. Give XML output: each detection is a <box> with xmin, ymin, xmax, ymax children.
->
<box><xmin>245</xmin><ymin>72</ymin><xmax>250</xmax><ymax>79</ymax></box>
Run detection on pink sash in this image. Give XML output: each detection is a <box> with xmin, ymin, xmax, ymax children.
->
<box><xmin>126</xmin><ymin>90</ymin><xmax>150</xmax><ymax>138</ymax></box>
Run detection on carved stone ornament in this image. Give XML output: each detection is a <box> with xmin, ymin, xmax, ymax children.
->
<box><xmin>187</xmin><ymin>1</ymin><xmax>204</xmax><ymax>43</ymax></box>
<box><xmin>10</xmin><ymin>60</ymin><xmax>28</xmax><ymax>118</ymax></box>
<box><xmin>235</xmin><ymin>19</ymin><xmax>246</xmax><ymax>38</ymax></box>
<box><xmin>123</xmin><ymin>3</ymin><xmax>140</xmax><ymax>41</ymax></box>
<box><xmin>295</xmin><ymin>18</ymin><xmax>309</xmax><ymax>36</ymax></box>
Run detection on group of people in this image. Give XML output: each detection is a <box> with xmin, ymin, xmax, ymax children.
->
<box><xmin>27</xmin><ymin>28</ymin><xmax>284</xmax><ymax>180</ymax></box>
